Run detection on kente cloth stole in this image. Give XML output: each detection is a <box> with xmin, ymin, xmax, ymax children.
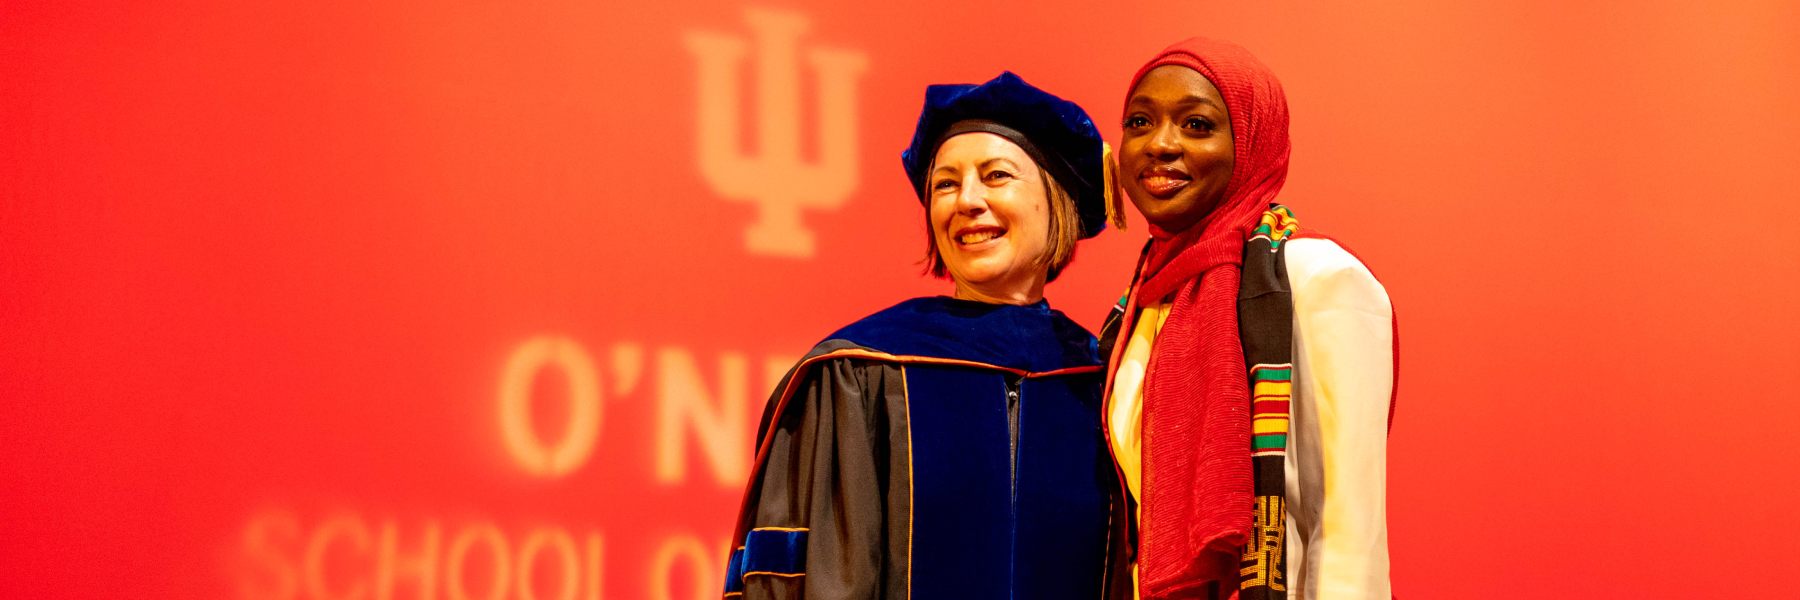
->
<box><xmin>1237</xmin><ymin>205</ymin><xmax>1297</xmax><ymax>599</ymax></box>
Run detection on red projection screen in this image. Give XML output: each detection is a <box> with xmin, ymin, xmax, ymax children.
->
<box><xmin>4</xmin><ymin>1</ymin><xmax>1798</xmax><ymax>598</ymax></box>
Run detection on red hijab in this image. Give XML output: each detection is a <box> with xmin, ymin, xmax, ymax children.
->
<box><xmin>1126</xmin><ymin>37</ymin><xmax>1290</xmax><ymax>599</ymax></box>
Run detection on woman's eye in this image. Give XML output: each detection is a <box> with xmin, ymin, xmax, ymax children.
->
<box><xmin>1123</xmin><ymin>115</ymin><xmax>1149</xmax><ymax>129</ymax></box>
<box><xmin>932</xmin><ymin>179</ymin><xmax>958</xmax><ymax>192</ymax></box>
<box><xmin>985</xmin><ymin>170</ymin><xmax>1014</xmax><ymax>182</ymax></box>
<box><xmin>1183</xmin><ymin>116</ymin><xmax>1215</xmax><ymax>133</ymax></box>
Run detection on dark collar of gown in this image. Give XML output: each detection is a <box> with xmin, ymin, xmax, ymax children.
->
<box><xmin>825</xmin><ymin>296</ymin><xmax>1100</xmax><ymax>374</ymax></box>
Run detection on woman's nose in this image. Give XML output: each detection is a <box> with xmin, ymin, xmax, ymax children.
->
<box><xmin>1146</xmin><ymin>123</ymin><xmax>1182</xmax><ymax>158</ymax></box>
<box><xmin>955</xmin><ymin>177</ymin><xmax>988</xmax><ymax>213</ymax></box>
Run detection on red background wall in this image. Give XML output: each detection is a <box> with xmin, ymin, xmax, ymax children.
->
<box><xmin>5</xmin><ymin>1</ymin><xmax>1798</xmax><ymax>598</ymax></box>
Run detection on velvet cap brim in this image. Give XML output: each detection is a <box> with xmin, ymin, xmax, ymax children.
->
<box><xmin>900</xmin><ymin>71</ymin><xmax>1108</xmax><ymax>239</ymax></box>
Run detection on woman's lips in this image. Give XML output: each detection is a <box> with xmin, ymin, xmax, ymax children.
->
<box><xmin>1141</xmin><ymin>176</ymin><xmax>1190</xmax><ymax>198</ymax></box>
<box><xmin>954</xmin><ymin>225</ymin><xmax>1007</xmax><ymax>249</ymax></box>
<box><xmin>1139</xmin><ymin>166</ymin><xmax>1192</xmax><ymax>199</ymax></box>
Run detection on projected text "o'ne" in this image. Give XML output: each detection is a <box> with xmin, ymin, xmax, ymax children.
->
<box><xmin>496</xmin><ymin>336</ymin><xmax>793</xmax><ymax>485</ymax></box>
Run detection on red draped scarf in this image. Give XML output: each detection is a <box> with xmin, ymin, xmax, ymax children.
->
<box><xmin>1128</xmin><ymin>37</ymin><xmax>1292</xmax><ymax>600</ymax></box>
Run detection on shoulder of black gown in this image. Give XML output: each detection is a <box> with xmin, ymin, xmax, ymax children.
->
<box><xmin>821</xmin><ymin>296</ymin><xmax>1100</xmax><ymax>373</ymax></box>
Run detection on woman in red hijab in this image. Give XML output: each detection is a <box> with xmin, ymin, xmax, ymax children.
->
<box><xmin>1099</xmin><ymin>37</ymin><xmax>1397</xmax><ymax>599</ymax></box>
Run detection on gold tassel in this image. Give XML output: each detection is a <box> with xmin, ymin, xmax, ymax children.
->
<box><xmin>1102</xmin><ymin>142</ymin><xmax>1127</xmax><ymax>231</ymax></box>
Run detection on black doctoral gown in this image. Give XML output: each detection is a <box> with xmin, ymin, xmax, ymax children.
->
<box><xmin>722</xmin><ymin>296</ymin><xmax>1130</xmax><ymax>599</ymax></box>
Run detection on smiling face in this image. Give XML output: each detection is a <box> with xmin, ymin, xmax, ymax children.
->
<box><xmin>1119</xmin><ymin>65</ymin><xmax>1236</xmax><ymax>233</ymax></box>
<box><xmin>927</xmin><ymin>132</ymin><xmax>1053</xmax><ymax>305</ymax></box>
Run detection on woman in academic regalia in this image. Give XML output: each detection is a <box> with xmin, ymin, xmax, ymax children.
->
<box><xmin>721</xmin><ymin>72</ymin><xmax>1131</xmax><ymax>600</ymax></box>
<box><xmin>1098</xmin><ymin>38</ymin><xmax>1398</xmax><ymax>600</ymax></box>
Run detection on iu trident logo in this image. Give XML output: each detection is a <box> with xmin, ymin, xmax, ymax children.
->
<box><xmin>683</xmin><ymin>9</ymin><xmax>870</xmax><ymax>258</ymax></box>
